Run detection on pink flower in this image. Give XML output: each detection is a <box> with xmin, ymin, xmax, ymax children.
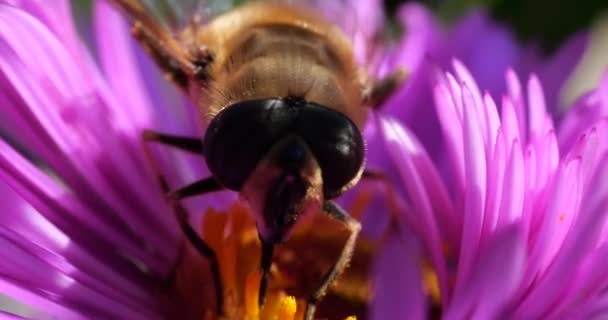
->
<box><xmin>0</xmin><ymin>0</ymin><xmax>602</xmax><ymax>318</ymax></box>
<box><xmin>375</xmin><ymin>60</ymin><xmax>608</xmax><ymax>318</ymax></box>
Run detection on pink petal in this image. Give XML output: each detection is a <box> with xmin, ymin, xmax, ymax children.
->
<box><xmin>521</xmin><ymin>146</ymin><xmax>537</xmax><ymax>239</ymax></box>
<box><xmin>517</xmin><ymin>154</ymin><xmax>608</xmax><ymax>318</ymax></box>
<box><xmin>497</xmin><ymin>139</ymin><xmax>524</xmax><ymax>227</ymax></box>
<box><xmin>505</xmin><ymin>69</ymin><xmax>527</xmax><ymax>143</ymax></box>
<box><xmin>94</xmin><ymin>1</ymin><xmax>153</xmax><ymax>134</ymax></box>
<box><xmin>483</xmin><ymin>92</ymin><xmax>501</xmax><ymax>155</ymax></box>
<box><xmin>527</xmin><ymin>74</ymin><xmax>548</xmax><ymax>142</ymax></box>
<box><xmin>534</xmin><ymin>131</ymin><xmax>559</xmax><ymax>189</ymax></box>
<box><xmin>501</xmin><ymin>96</ymin><xmax>521</xmax><ymax>155</ymax></box>
<box><xmin>371</xmin><ymin>229</ymin><xmax>427</xmax><ymax>320</ymax></box>
<box><xmin>549</xmin><ymin>243</ymin><xmax>608</xmax><ymax>318</ymax></box>
<box><xmin>378</xmin><ymin>116</ymin><xmax>449</xmax><ymax>303</ymax></box>
<box><xmin>433</xmin><ymin>81</ymin><xmax>465</xmax><ymax>189</ymax></box>
<box><xmin>454</xmin><ymin>84</ymin><xmax>487</xmax><ymax>295</ymax></box>
<box><xmin>445</xmin><ymin>223</ymin><xmax>525</xmax><ymax>319</ymax></box>
<box><xmin>482</xmin><ymin>128</ymin><xmax>506</xmax><ymax>238</ymax></box>
<box><xmin>452</xmin><ymin>60</ymin><xmax>489</xmax><ymax>151</ymax></box>
<box><xmin>0</xmin><ymin>278</ymin><xmax>84</xmax><ymax>320</ymax></box>
<box><xmin>524</xmin><ymin>158</ymin><xmax>581</xmax><ymax>287</ymax></box>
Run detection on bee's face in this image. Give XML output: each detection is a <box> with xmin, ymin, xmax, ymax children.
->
<box><xmin>202</xmin><ymin>97</ymin><xmax>365</xmax><ymax>242</ymax></box>
<box><xmin>202</xmin><ymin>97</ymin><xmax>365</xmax><ymax>197</ymax></box>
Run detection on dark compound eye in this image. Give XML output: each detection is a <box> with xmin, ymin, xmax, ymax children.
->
<box><xmin>202</xmin><ymin>99</ymin><xmax>297</xmax><ymax>190</ymax></box>
<box><xmin>202</xmin><ymin>98</ymin><xmax>365</xmax><ymax>198</ymax></box>
<box><xmin>296</xmin><ymin>104</ymin><xmax>364</xmax><ymax>198</ymax></box>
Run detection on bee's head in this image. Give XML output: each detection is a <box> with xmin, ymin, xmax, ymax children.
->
<box><xmin>202</xmin><ymin>97</ymin><xmax>365</xmax><ymax>243</ymax></box>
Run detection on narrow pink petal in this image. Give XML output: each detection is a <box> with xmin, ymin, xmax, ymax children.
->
<box><xmin>378</xmin><ymin>112</ymin><xmax>459</xmax><ymax>243</ymax></box>
<box><xmin>445</xmin><ymin>224</ymin><xmax>525</xmax><ymax>319</ymax></box>
<box><xmin>378</xmin><ymin>116</ymin><xmax>449</xmax><ymax>303</ymax></box>
<box><xmin>517</xmin><ymin>154</ymin><xmax>608</xmax><ymax>318</ymax></box>
<box><xmin>535</xmin><ymin>131</ymin><xmax>560</xmax><ymax>189</ymax></box>
<box><xmin>0</xmin><ymin>5</ymin><xmax>179</xmax><ymax>257</ymax></box>
<box><xmin>433</xmin><ymin>82</ymin><xmax>465</xmax><ymax>188</ymax></box>
<box><xmin>371</xmin><ymin>229</ymin><xmax>427</xmax><ymax>320</ymax></box>
<box><xmin>94</xmin><ymin>1</ymin><xmax>153</xmax><ymax>133</ymax></box>
<box><xmin>1</xmin><ymin>0</ymin><xmax>84</xmax><ymax>61</ymax></box>
<box><xmin>454</xmin><ymin>84</ymin><xmax>487</xmax><ymax>295</ymax></box>
<box><xmin>501</xmin><ymin>96</ymin><xmax>521</xmax><ymax>155</ymax></box>
<box><xmin>505</xmin><ymin>69</ymin><xmax>523</xmax><ymax>105</ymax></box>
<box><xmin>505</xmin><ymin>69</ymin><xmax>527</xmax><ymax>143</ymax></box>
<box><xmin>566</xmin><ymin>128</ymin><xmax>598</xmax><ymax>178</ymax></box>
<box><xmin>482</xmin><ymin>129</ymin><xmax>506</xmax><ymax>238</ymax></box>
<box><xmin>521</xmin><ymin>146</ymin><xmax>537</xmax><ymax>239</ymax></box>
<box><xmin>446</xmin><ymin>72</ymin><xmax>464</xmax><ymax>121</ymax></box>
<box><xmin>483</xmin><ymin>92</ymin><xmax>501</xmax><ymax>155</ymax></box>
<box><xmin>557</xmin><ymin>295</ymin><xmax>608</xmax><ymax>319</ymax></box>
<box><xmin>0</xmin><ymin>139</ymin><xmax>175</xmax><ymax>280</ymax></box>
<box><xmin>525</xmin><ymin>159</ymin><xmax>581</xmax><ymax>287</ymax></box>
<box><xmin>497</xmin><ymin>139</ymin><xmax>524</xmax><ymax>227</ymax></box>
<box><xmin>0</xmin><ymin>279</ymin><xmax>84</xmax><ymax>320</ymax></box>
<box><xmin>0</xmin><ymin>236</ymin><xmax>160</xmax><ymax>319</ymax></box>
<box><xmin>527</xmin><ymin>74</ymin><xmax>548</xmax><ymax>142</ymax></box>
<box><xmin>452</xmin><ymin>60</ymin><xmax>489</xmax><ymax>151</ymax></box>
<box><xmin>452</xmin><ymin>60</ymin><xmax>484</xmax><ymax>109</ymax></box>
<box><xmin>548</xmin><ymin>243</ymin><xmax>608</xmax><ymax>318</ymax></box>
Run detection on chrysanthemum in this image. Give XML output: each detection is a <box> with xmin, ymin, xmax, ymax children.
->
<box><xmin>376</xmin><ymin>60</ymin><xmax>608</xmax><ymax>318</ymax></box>
<box><xmin>0</xmin><ymin>0</ymin><xmax>602</xmax><ymax>319</ymax></box>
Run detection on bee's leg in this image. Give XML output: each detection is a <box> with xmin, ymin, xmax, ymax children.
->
<box><xmin>131</xmin><ymin>22</ymin><xmax>215</xmax><ymax>90</ymax></box>
<box><xmin>165</xmin><ymin>178</ymin><xmax>224</xmax><ymax>315</ymax></box>
<box><xmin>110</xmin><ymin>1</ymin><xmax>204</xmax><ymax>88</ymax></box>
<box><xmin>361</xmin><ymin>69</ymin><xmax>408</xmax><ymax>108</ymax></box>
<box><xmin>131</xmin><ymin>23</ymin><xmax>189</xmax><ymax>89</ymax></box>
<box><xmin>142</xmin><ymin>129</ymin><xmax>203</xmax><ymax>153</ymax></box>
<box><xmin>141</xmin><ymin>130</ymin><xmax>224</xmax><ymax>315</ymax></box>
<box><xmin>258</xmin><ymin>240</ymin><xmax>275</xmax><ymax>306</ymax></box>
<box><xmin>304</xmin><ymin>201</ymin><xmax>361</xmax><ymax>320</ymax></box>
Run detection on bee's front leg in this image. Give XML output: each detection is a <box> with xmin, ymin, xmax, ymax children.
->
<box><xmin>304</xmin><ymin>201</ymin><xmax>361</xmax><ymax>320</ymax></box>
<box><xmin>361</xmin><ymin>68</ymin><xmax>408</xmax><ymax>108</ymax></box>
<box><xmin>131</xmin><ymin>22</ymin><xmax>213</xmax><ymax>90</ymax></box>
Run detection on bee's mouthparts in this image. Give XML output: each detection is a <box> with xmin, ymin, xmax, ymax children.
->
<box><xmin>261</xmin><ymin>173</ymin><xmax>308</xmax><ymax>244</ymax></box>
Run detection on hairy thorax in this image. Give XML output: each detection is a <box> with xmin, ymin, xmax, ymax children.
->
<box><xmin>195</xmin><ymin>23</ymin><xmax>365</xmax><ymax>128</ymax></box>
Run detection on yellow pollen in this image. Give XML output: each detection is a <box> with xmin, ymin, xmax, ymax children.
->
<box><xmin>422</xmin><ymin>262</ymin><xmax>441</xmax><ymax>305</ymax></box>
<box><xmin>278</xmin><ymin>296</ymin><xmax>297</xmax><ymax>320</ymax></box>
<box><xmin>344</xmin><ymin>317</ymin><xmax>357</xmax><ymax>320</ymax></box>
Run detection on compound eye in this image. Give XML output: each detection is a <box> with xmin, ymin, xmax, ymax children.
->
<box><xmin>297</xmin><ymin>105</ymin><xmax>365</xmax><ymax>199</ymax></box>
<box><xmin>202</xmin><ymin>99</ymin><xmax>296</xmax><ymax>190</ymax></box>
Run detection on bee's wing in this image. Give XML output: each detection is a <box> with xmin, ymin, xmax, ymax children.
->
<box><xmin>123</xmin><ymin>0</ymin><xmax>236</xmax><ymax>29</ymax></box>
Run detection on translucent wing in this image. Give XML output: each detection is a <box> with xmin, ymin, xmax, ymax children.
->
<box><xmin>136</xmin><ymin>0</ymin><xmax>236</xmax><ymax>28</ymax></box>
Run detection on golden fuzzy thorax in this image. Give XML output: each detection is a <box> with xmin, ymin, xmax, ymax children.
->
<box><xmin>183</xmin><ymin>2</ymin><xmax>366</xmax><ymax>128</ymax></box>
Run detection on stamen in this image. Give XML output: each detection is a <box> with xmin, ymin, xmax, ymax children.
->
<box><xmin>181</xmin><ymin>202</ymin><xmax>375</xmax><ymax>319</ymax></box>
<box><xmin>245</xmin><ymin>271</ymin><xmax>262</xmax><ymax>318</ymax></box>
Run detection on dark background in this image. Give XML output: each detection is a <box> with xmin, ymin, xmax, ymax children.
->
<box><xmin>75</xmin><ymin>0</ymin><xmax>608</xmax><ymax>54</ymax></box>
<box><xmin>385</xmin><ymin>0</ymin><xmax>608</xmax><ymax>52</ymax></box>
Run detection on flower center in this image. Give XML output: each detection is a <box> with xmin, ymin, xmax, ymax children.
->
<box><xmin>167</xmin><ymin>201</ymin><xmax>374</xmax><ymax>319</ymax></box>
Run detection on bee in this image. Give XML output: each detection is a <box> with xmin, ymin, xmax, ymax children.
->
<box><xmin>111</xmin><ymin>1</ymin><xmax>404</xmax><ymax>319</ymax></box>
